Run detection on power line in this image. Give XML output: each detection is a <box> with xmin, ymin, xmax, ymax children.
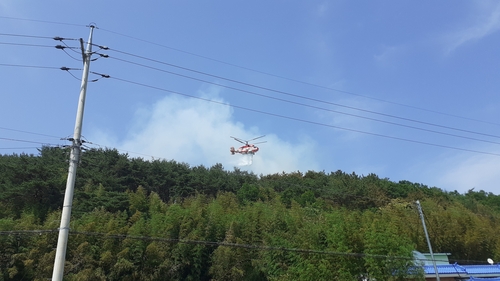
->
<box><xmin>0</xmin><ymin>126</ymin><xmax>64</xmax><ymax>139</ymax></box>
<box><xmin>106</xmin><ymin>55</ymin><xmax>500</xmax><ymax>145</ymax></box>
<box><xmin>109</xmin><ymin>76</ymin><xmax>500</xmax><ymax>157</ymax></box>
<box><xmin>0</xmin><ymin>34</ymin><xmax>81</xmax><ymax>60</ymax></box>
<box><xmin>0</xmin><ymin>63</ymin><xmax>77</xmax><ymax>71</ymax></box>
<box><xmin>0</xmin><ymin>147</ymin><xmax>42</xmax><ymax>150</ymax></box>
<box><xmin>0</xmin><ymin>63</ymin><xmax>83</xmax><ymax>80</ymax></box>
<box><xmin>58</xmin><ymin>42</ymin><xmax>83</xmax><ymax>61</ymax></box>
<box><xmin>2</xmin><ymin>26</ymin><xmax>498</xmax><ymax>144</ymax></box>
<box><xmin>0</xmin><ymin>32</ymin><xmax>78</xmax><ymax>41</ymax></box>
<box><xmin>0</xmin><ymin>33</ymin><xmax>54</xmax><ymax>40</ymax></box>
<box><xmin>0</xmin><ymin>41</ymin><xmax>70</xmax><ymax>48</ymax></box>
<box><xmin>95</xmin><ymin>29</ymin><xmax>500</xmax><ymax>127</ymax></box>
<box><xmin>105</xmin><ymin>49</ymin><xmax>500</xmax><ymax>140</ymax></box>
<box><xmin>1</xmin><ymin>17</ymin><xmax>498</xmax><ymax>127</ymax></box>
<box><xmin>2</xmin><ymin>60</ymin><xmax>499</xmax><ymax>156</ymax></box>
<box><xmin>0</xmin><ymin>63</ymin><xmax>107</xmax><ymax>78</ymax></box>
<box><xmin>0</xmin><ymin>229</ymin><xmax>491</xmax><ymax>265</ymax></box>
<box><xmin>0</xmin><ymin>229</ymin><xmax>415</xmax><ymax>261</ymax></box>
<box><xmin>0</xmin><ymin>16</ymin><xmax>85</xmax><ymax>27</ymax></box>
<box><xmin>2</xmin><ymin>26</ymin><xmax>499</xmax><ymax>155</ymax></box>
<box><xmin>0</xmin><ymin>137</ymin><xmax>62</xmax><ymax>146</ymax></box>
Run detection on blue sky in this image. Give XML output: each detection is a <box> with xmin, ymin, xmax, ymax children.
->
<box><xmin>1</xmin><ymin>1</ymin><xmax>500</xmax><ymax>195</ymax></box>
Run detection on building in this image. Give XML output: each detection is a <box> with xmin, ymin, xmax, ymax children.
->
<box><xmin>413</xmin><ymin>251</ymin><xmax>500</xmax><ymax>281</ymax></box>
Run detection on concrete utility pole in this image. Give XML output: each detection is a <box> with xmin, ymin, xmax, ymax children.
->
<box><xmin>416</xmin><ymin>200</ymin><xmax>440</xmax><ymax>281</ymax></box>
<box><xmin>52</xmin><ymin>25</ymin><xmax>95</xmax><ymax>281</ymax></box>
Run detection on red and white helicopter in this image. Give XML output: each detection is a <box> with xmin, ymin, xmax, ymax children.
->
<box><xmin>230</xmin><ymin>135</ymin><xmax>266</xmax><ymax>155</ymax></box>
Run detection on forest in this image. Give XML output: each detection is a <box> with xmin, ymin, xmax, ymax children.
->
<box><xmin>1</xmin><ymin>146</ymin><xmax>500</xmax><ymax>280</ymax></box>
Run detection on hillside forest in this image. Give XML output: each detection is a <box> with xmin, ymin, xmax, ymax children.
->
<box><xmin>1</xmin><ymin>146</ymin><xmax>500</xmax><ymax>280</ymax></box>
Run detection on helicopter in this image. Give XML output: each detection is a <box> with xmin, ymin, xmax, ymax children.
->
<box><xmin>230</xmin><ymin>135</ymin><xmax>266</xmax><ymax>155</ymax></box>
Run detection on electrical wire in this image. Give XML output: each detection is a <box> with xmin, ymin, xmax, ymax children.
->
<box><xmin>0</xmin><ymin>63</ymin><xmax>83</xmax><ymax>81</ymax></box>
<box><xmin>64</xmin><ymin>70</ymin><xmax>82</xmax><ymax>80</ymax></box>
<box><xmin>0</xmin><ymin>63</ymin><xmax>71</xmax><ymax>70</ymax></box>
<box><xmin>0</xmin><ymin>147</ymin><xmax>42</xmax><ymax>150</ymax></box>
<box><xmin>1</xmin><ymin>17</ymin><xmax>497</xmax><ymax>127</ymax></box>
<box><xmin>0</xmin><ymin>127</ymin><xmax>69</xmax><ymax>152</ymax></box>
<box><xmin>2</xmin><ymin>28</ymin><xmax>498</xmax><ymax>144</ymax></box>
<box><xmin>0</xmin><ymin>229</ymin><xmax>491</xmax><ymax>265</ymax></box>
<box><xmin>0</xmin><ymin>229</ymin><xmax>419</xmax><ymax>261</ymax></box>
<box><xmin>0</xmin><ymin>126</ymin><xmax>63</xmax><ymax>139</ymax></box>
<box><xmin>105</xmin><ymin>49</ymin><xmax>500</xmax><ymax>140</ymax></box>
<box><xmin>106</xmin><ymin>55</ymin><xmax>500</xmax><ymax>145</ymax></box>
<box><xmin>0</xmin><ymin>16</ymin><xmax>85</xmax><ymax>27</ymax></box>
<box><xmin>2</xmin><ymin>63</ymin><xmax>499</xmax><ymax>157</ymax></box>
<box><xmin>0</xmin><ymin>33</ymin><xmax>55</xmax><ymax>40</ymax></box>
<box><xmin>1</xmin><ymin>27</ymin><xmax>499</xmax><ymax>157</ymax></box>
<box><xmin>0</xmin><ymin>41</ymin><xmax>69</xmax><ymax>48</ymax></box>
<box><xmin>0</xmin><ymin>137</ymin><xmax>63</xmax><ymax>147</ymax></box>
<box><xmin>0</xmin><ymin>32</ymin><xmax>78</xmax><ymax>41</ymax></box>
<box><xmin>58</xmin><ymin>41</ymin><xmax>83</xmax><ymax>61</ymax></box>
<box><xmin>0</xmin><ymin>34</ymin><xmax>83</xmax><ymax>63</ymax></box>
<box><xmin>95</xmin><ymin>29</ymin><xmax>500</xmax><ymax>127</ymax></box>
<box><xmin>109</xmin><ymin>76</ymin><xmax>500</xmax><ymax>157</ymax></box>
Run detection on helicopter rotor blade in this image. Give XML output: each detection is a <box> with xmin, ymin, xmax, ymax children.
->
<box><xmin>230</xmin><ymin>136</ymin><xmax>246</xmax><ymax>144</ymax></box>
<box><xmin>249</xmin><ymin>135</ymin><xmax>266</xmax><ymax>142</ymax></box>
<box><xmin>253</xmin><ymin>141</ymin><xmax>267</xmax><ymax>145</ymax></box>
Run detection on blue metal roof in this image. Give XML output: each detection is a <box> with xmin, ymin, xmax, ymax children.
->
<box><xmin>465</xmin><ymin>265</ymin><xmax>500</xmax><ymax>275</ymax></box>
<box><xmin>423</xmin><ymin>263</ymin><xmax>500</xmax><ymax>276</ymax></box>
<box><xmin>423</xmin><ymin>264</ymin><xmax>466</xmax><ymax>275</ymax></box>
<box><xmin>468</xmin><ymin>277</ymin><xmax>500</xmax><ymax>281</ymax></box>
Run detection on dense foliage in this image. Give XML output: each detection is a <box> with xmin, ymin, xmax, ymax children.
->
<box><xmin>1</xmin><ymin>147</ymin><xmax>500</xmax><ymax>280</ymax></box>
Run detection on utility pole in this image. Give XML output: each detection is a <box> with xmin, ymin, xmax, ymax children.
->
<box><xmin>52</xmin><ymin>25</ymin><xmax>95</xmax><ymax>281</ymax></box>
<box><xmin>416</xmin><ymin>200</ymin><xmax>440</xmax><ymax>281</ymax></box>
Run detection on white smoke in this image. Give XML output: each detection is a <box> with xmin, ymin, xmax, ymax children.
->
<box><xmin>90</xmin><ymin>86</ymin><xmax>319</xmax><ymax>175</ymax></box>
